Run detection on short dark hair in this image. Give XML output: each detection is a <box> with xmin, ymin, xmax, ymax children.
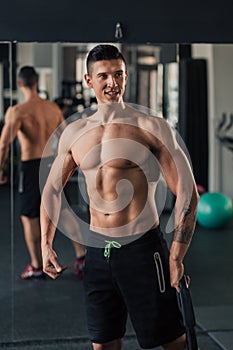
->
<box><xmin>86</xmin><ymin>44</ymin><xmax>126</xmax><ymax>75</ymax></box>
<box><xmin>18</xmin><ymin>66</ymin><xmax>39</xmax><ymax>88</ymax></box>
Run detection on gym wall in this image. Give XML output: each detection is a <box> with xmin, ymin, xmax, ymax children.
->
<box><xmin>0</xmin><ymin>0</ymin><xmax>232</xmax><ymax>43</ymax></box>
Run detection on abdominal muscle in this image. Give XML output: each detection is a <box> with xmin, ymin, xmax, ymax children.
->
<box><xmin>86</xmin><ymin>163</ymin><xmax>159</xmax><ymax>237</ymax></box>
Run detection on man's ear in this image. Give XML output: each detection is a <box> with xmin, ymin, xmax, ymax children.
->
<box><xmin>84</xmin><ymin>73</ymin><xmax>93</xmax><ymax>88</ymax></box>
<box><xmin>125</xmin><ymin>70</ymin><xmax>129</xmax><ymax>84</ymax></box>
<box><xmin>17</xmin><ymin>80</ymin><xmax>23</xmax><ymax>88</ymax></box>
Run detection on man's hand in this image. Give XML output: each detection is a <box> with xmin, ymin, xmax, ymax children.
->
<box><xmin>0</xmin><ymin>169</ymin><xmax>7</xmax><ymax>185</ymax></box>
<box><xmin>169</xmin><ymin>257</ymin><xmax>184</xmax><ymax>292</ymax></box>
<box><xmin>42</xmin><ymin>245</ymin><xmax>67</xmax><ymax>279</ymax></box>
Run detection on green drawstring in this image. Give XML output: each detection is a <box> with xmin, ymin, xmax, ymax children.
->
<box><xmin>104</xmin><ymin>240</ymin><xmax>122</xmax><ymax>258</ymax></box>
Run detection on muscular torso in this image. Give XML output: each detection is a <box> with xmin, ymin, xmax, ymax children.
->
<box><xmin>67</xmin><ymin>106</ymin><xmax>163</xmax><ymax>236</ymax></box>
<box><xmin>16</xmin><ymin>96</ymin><xmax>63</xmax><ymax>160</ymax></box>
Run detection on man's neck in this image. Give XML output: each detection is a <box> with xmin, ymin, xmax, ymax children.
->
<box><xmin>22</xmin><ymin>88</ymin><xmax>39</xmax><ymax>102</ymax></box>
<box><xmin>97</xmin><ymin>101</ymin><xmax>126</xmax><ymax>124</ymax></box>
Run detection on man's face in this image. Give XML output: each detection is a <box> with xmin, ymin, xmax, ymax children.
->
<box><xmin>84</xmin><ymin>59</ymin><xmax>128</xmax><ymax>104</ymax></box>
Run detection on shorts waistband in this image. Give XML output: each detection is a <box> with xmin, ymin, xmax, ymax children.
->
<box><xmin>21</xmin><ymin>156</ymin><xmax>54</xmax><ymax>165</ymax></box>
<box><xmin>86</xmin><ymin>226</ymin><xmax>163</xmax><ymax>249</ymax></box>
<box><xmin>123</xmin><ymin>226</ymin><xmax>163</xmax><ymax>247</ymax></box>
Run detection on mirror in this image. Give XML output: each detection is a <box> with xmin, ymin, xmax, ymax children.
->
<box><xmin>0</xmin><ymin>41</ymin><xmax>13</xmax><ymax>343</ymax></box>
<box><xmin>1</xmin><ymin>41</ymin><xmax>233</xmax><ymax>348</ymax></box>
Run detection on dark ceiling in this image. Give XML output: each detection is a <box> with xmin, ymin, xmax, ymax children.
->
<box><xmin>0</xmin><ymin>0</ymin><xmax>233</xmax><ymax>43</ymax></box>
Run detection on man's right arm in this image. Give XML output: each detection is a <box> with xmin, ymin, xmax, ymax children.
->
<box><xmin>40</xmin><ymin>132</ymin><xmax>78</xmax><ymax>279</ymax></box>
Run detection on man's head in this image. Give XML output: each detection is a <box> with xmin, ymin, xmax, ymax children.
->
<box><xmin>18</xmin><ymin>66</ymin><xmax>39</xmax><ymax>89</ymax></box>
<box><xmin>85</xmin><ymin>44</ymin><xmax>128</xmax><ymax>104</ymax></box>
<box><xmin>86</xmin><ymin>44</ymin><xmax>126</xmax><ymax>76</ymax></box>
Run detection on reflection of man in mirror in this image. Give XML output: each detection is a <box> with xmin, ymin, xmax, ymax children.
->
<box><xmin>41</xmin><ymin>45</ymin><xmax>199</xmax><ymax>350</ymax></box>
<box><xmin>0</xmin><ymin>120</ymin><xmax>8</xmax><ymax>184</ymax></box>
<box><xmin>0</xmin><ymin>66</ymin><xmax>85</xmax><ymax>279</ymax></box>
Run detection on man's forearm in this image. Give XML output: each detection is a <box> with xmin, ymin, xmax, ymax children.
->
<box><xmin>173</xmin><ymin>204</ymin><xmax>196</xmax><ymax>244</ymax></box>
<box><xmin>171</xmin><ymin>185</ymin><xmax>199</xmax><ymax>261</ymax></box>
<box><xmin>0</xmin><ymin>144</ymin><xmax>9</xmax><ymax>170</ymax></box>
<box><xmin>41</xmin><ymin>206</ymin><xmax>57</xmax><ymax>248</ymax></box>
<box><xmin>40</xmin><ymin>188</ymin><xmax>62</xmax><ymax>248</ymax></box>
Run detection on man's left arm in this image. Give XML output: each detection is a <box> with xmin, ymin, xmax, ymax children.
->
<box><xmin>152</xmin><ymin>119</ymin><xmax>200</xmax><ymax>291</ymax></box>
<box><xmin>0</xmin><ymin>107</ymin><xmax>21</xmax><ymax>169</ymax></box>
<box><xmin>169</xmin><ymin>184</ymin><xmax>199</xmax><ymax>292</ymax></box>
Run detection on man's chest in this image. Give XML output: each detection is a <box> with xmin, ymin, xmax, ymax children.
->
<box><xmin>73</xmin><ymin>124</ymin><xmax>151</xmax><ymax>170</ymax></box>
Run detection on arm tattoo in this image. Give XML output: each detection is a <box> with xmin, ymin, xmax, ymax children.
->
<box><xmin>183</xmin><ymin>205</ymin><xmax>192</xmax><ymax>220</ymax></box>
<box><xmin>174</xmin><ymin>204</ymin><xmax>194</xmax><ymax>244</ymax></box>
<box><xmin>174</xmin><ymin>225</ymin><xmax>193</xmax><ymax>244</ymax></box>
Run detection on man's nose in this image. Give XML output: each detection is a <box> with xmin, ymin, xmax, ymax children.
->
<box><xmin>107</xmin><ymin>75</ymin><xmax>117</xmax><ymax>87</ymax></box>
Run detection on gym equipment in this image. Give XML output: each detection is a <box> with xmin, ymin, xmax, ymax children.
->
<box><xmin>216</xmin><ymin>113</ymin><xmax>233</xmax><ymax>151</ymax></box>
<box><xmin>177</xmin><ymin>275</ymin><xmax>198</xmax><ymax>350</ymax></box>
<box><xmin>197</xmin><ymin>192</ymin><xmax>233</xmax><ymax>229</ymax></box>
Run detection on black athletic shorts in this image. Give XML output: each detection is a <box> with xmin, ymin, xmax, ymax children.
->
<box><xmin>83</xmin><ymin>226</ymin><xmax>185</xmax><ymax>348</ymax></box>
<box><xmin>18</xmin><ymin>157</ymin><xmax>53</xmax><ymax>218</ymax></box>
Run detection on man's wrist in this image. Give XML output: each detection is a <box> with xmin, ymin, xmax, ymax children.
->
<box><xmin>169</xmin><ymin>254</ymin><xmax>183</xmax><ymax>263</ymax></box>
<box><xmin>41</xmin><ymin>239</ymin><xmax>53</xmax><ymax>249</ymax></box>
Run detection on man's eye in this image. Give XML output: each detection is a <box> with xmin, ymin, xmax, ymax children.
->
<box><xmin>115</xmin><ymin>72</ymin><xmax>123</xmax><ymax>78</ymax></box>
<box><xmin>100</xmin><ymin>74</ymin><xmax>107</xmax><ymax>79</ymax></box>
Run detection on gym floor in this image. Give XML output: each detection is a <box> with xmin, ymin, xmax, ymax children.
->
<box><xmin>0</xmin><ymin>184</ymin><xmax>233</xmax><ymax>350</ymax></box>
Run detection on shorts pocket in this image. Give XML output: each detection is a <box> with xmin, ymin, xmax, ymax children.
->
<box><xmin>18</xmin><ymin>171</ymin><xmax>24</xmax><ymax>193</ymax></box>
<box><xmin>153</xmin><ymin>252</ymin><xmax>166</xmax><ymax>293</ymax></box>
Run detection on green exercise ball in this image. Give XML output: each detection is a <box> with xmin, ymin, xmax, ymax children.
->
<box><xmin>197</xmin><ymin>192</ymin><xmax>233</xmax><ymax>229</ymax></box>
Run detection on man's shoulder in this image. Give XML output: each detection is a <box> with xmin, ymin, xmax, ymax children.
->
<box><xmin>133</xmin><ymin>112</ymin><xmax>174</xmax><ymax>148</ymax></box>
<box><xmin>5</xmin><ymin>104</ymin><xmax>23</xmax><ymax>121</ymax></box>
<box><xmin>43</xmin><ymin>99</ymin><xmax>60</xmax><ymax>110</ymax></box>
<box><xmin>62</xmin><ymin>117</ymin><xmax>89</xmax><ymax>138</ymax></box>
<box><xmin>8</xmin><ymin>102</ymin><xmax>34</xmax><ymax>123</ymax></box>
<box><xmin>125</xmin><ymin>103</ymin><xmax>164</xmax><ymax>123</ymax></box>
<box><xmin>57</xmin><ymin>117</ymin><xmax>91</xmax><ymax>152</ymax></box>
<box><xmin>137</xmin><ymin>112</ymin><xmax>167</xmax><ymax>130</ymax></box>
<box><xmin>11</xmin><ymin>101</ymin><xmax>31</xmax><ymax>115</ymax></box>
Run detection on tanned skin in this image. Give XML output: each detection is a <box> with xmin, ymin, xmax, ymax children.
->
<box><xmin>0</xmin><ymin>72</ymin><xmax>85</xmax><ymax>269</ymax></box>
<box><xmin>41</xmin><ymin>57</ymin><xmax>199</xmax><ymax>350</ymax></box>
